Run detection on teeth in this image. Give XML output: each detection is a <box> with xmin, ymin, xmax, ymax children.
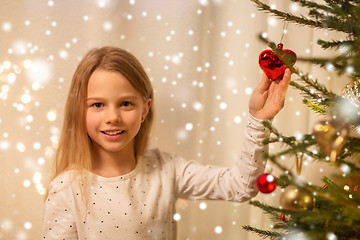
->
<box><xmin>103</xmin><ymin>130</ymin><xmax>123</xmax><ymax>135</ymax></box>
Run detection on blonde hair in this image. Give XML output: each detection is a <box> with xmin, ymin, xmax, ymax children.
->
<box><xmin>44</xmin><ymin>46</ymin><xmax>154</xmax><ymax>203</ymax></box>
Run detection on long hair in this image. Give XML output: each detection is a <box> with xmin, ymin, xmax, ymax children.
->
<box><xmin>44</xmin><ymin>46</ymin><xmax>154</xmax><ymax>204</ymax></box>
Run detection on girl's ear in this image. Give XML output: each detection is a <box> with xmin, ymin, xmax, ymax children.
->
<box><xmin>141</xmin><ymin>98</ymin><xmax>151</xmax><ymax>122</ymax></box>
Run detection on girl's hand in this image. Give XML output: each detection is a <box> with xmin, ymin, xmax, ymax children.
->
<box><xmin>249</xmin><ymin>68</ymin><xmax>292</xmax><ymax>120</ymax></box>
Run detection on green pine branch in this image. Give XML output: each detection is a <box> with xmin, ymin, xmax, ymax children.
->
<box><xmin>345</xmin><ymin>138</ymin><xmax>360</xmax><ymax>153</ymax></box>
<box><xmin>249</xmin><ymin>192</ymin><xmax>360</xmax><ymax>238</ymax></box>
<box><xmin>262</xmin><ymin>118</ymin><xmax>359</xmax><ymax>170</ymax></box>
<box><xmin>297</xmin><ymin>55</ymin><xmax>357</xmax><ymax>76</ymax></box>
<box><xmin>250</xmin><ymin>0</ymin><xmax>324</xmax><ymax>29</ymax></box>
<box><xmin>250</xmin><ymin>0</ymin><xmax>352</xmax><ymax>33</ymax></box>
<box><xmin>303</xmin><ymin>98</ymin><xmax>327</xmax><ymax>115</ymax></box>
<box><xmin>261</xmin><ymin>120</ymin><xmax>319</xmax><ymax>158</ymax></box>
<box><xmin>249</xmin><ymin>200</ymin><xmax>283</xmax><ymax>213</ymax></box>
<box><xmin>317</xmin><ymin>39</ymin><xmax>354</xmax><ymax>52</ymax></box>
<box><xmin>287</xmin><ymin>170</ymin><xmax>359</xmax><ymax>210</ymax></box>
<box><xmin>276</xmin><ymin>174</ymin><xmax>293</xmax><ymax>188</ymax></box>
<box><xmin>242</xmin><ymin>225</ymin><xmax>282</xmax><ymax>239</ymax></box>
<box><xmin>290</xmin><ymin>0</ymin><xmax>334</xmax><ymax>13</ymax></box>
<box><xmin>308</xmin><ymin>9</ymin><xmax>330</xmax><ymax>20</ymax></box>
<box><xmin>292</xmin><ymin>71</ymin><xmax>331</xmax><ymax>98</ymax></box>
<box><xmin>289</xmin><ymin>80</ymin><xmax>328</xmax><ymax>106</ymax></box>
<box><xmin>323</xmin><ymin>0</ymin><xmax>340</xmax><ymax>4</ymax></box>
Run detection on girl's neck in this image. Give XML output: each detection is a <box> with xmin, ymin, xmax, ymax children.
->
<box><xmin>91</xmin><ymin>148</ymin><xmax>137</xmax><ymax>178</ymax></box>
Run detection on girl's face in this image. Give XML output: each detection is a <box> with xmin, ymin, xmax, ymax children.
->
<box><xmin>86</xmin><ymin>69</ymin><xmax>151</xmax><ymax>158</ymax></box>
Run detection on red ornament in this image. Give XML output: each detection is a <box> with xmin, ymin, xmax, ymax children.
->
<box><xmin>280</xmin><ymin>212</ymin><xmax>286</xmax><ymax>221</ymax></box>
<box><xmin>256</xmin><ymin>173</ymin><xmax>277</xmax><ymax>193</ymax></box>
<box><xmin>258</xmin><ymin>43</ymin><xmax>297</xmax><ymax>80</ymax></box>
<box><xmin>347</xmin><ymin>176</ymin><xmax>360</xmax><ymax>192</ymax></box>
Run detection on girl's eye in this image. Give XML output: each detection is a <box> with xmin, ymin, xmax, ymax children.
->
<box><xmin>121</xmin><ymin>101</ymin><xmax>132</xmax><ymax>107</ymax></box>
<box><xmin>92</xmin><ymin>103</ymin><xmax>104</xmax><ymax>108</ymax></box>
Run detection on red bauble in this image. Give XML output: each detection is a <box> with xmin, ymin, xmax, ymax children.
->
<box><xmin>258</xmin><ymin>43</ymin><xmax>297</xmax><ymax>80</ymax></box>
<box><xmin>256</xmin><ymin>173</ymin><xmax>277</xmax><ymax>193</ymax></box>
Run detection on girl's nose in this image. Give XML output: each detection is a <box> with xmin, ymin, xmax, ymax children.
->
<box><xmin>105</xmin><ymin>107</ymin><xmax>121</xmax><ymax>124</ymax></box>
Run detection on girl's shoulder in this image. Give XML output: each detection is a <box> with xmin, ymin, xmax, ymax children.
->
<box><xmin>48</xmin><ymin>170</ymin><xmax>79</xmax><ymax>194</ymax></box>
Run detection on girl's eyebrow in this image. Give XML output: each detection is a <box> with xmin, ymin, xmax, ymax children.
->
<box><xmin>86</xmin><ymin>96</ymin><xmax>139</xmax><ymax>101</ymax></box>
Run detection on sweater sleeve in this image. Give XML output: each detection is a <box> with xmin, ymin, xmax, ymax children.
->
<box><xmin>42</xmin><ymin>173</ymin><xmax>78</xmax><ymax>240</ymax></box>
<box><xmin>174</xmin><ymin>113</ymin><xmax>269</xmax><ymax>202</ymax></box>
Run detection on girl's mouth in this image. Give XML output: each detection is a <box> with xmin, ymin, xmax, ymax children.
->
<box><xmin>101</xmin><ymin>130</ymin><xmax>125</xmax><ymax>135</ymax></box>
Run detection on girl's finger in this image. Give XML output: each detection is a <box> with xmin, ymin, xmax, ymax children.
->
<box><xmin>256</xmin><ymin>72</ymin><xmax>271</xmax><ymax>93</ymax></box>
<box><xmin>278</xmin><ymin>68</ymin><xmax>292</xmax><ymax>92</ymax></box>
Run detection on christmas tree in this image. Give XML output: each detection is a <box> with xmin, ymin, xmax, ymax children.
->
<box><xmin>243</xmin><ymin>0</ymin><xmax>360</xmax><ymax>239</ymax></box>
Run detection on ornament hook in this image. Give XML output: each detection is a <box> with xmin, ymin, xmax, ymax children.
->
<box><xmin>279</xmin><ymin>21</ymin><xmax>289</xmax><ymax>44</ymax></box>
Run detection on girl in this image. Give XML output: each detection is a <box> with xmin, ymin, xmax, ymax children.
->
<box><xmin>42</xmin><ymin>46</ymin><xmax>291</xmax><ymax>239</ymax></box>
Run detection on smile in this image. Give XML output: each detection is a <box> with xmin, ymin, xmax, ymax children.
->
<box><xmin>102</xmin><ymin>130</ymin><xmax>125</xmax><ymax>135</ymax></box>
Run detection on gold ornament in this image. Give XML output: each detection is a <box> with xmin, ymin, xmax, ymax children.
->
<box><xmin>296</xmin><ymin>154</ymin><xmax>303</xmax><ymax>175</ymax></box>
<box><xmin>291</xmin><ymin>141</ymin><xmax>303</xmax><ymax>175</ymax></box>
<box><xmin>341</xmin><ymin>79</ymin><xmax>360</xmax><ymax>107</ymax></box>
<box><xmin>279</xmin><ymin>185</ymin><xmax>315</xmax><ymax>211</ymax></box>
<box><xmin>313</xmin><ymin>119</ymin><xmax>349</xmax><ymax>162</ymax></box>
